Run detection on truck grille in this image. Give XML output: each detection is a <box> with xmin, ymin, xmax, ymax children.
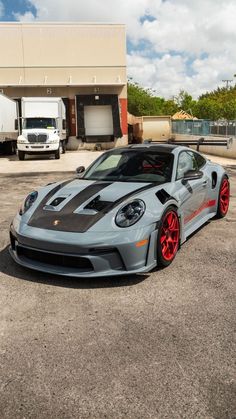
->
<box><xmin>27</xmin><ymin>134</ymin><xmax>48</xmax><ymax>143</ymax></box>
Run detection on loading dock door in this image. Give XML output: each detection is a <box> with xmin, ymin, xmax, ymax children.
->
<box><xmin>84</xmin><ymin>105</ymin><xmax>113</xmax><ymax>136</ymax></box>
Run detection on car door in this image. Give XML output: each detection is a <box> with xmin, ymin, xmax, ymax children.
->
<box><xmin>175</xmin><ymin>150</ymin><xmax>208</xmax><ymax>228</ymax></box>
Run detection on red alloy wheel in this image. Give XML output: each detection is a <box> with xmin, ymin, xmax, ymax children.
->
<box><xmin>219</xmin><ymin>178</ymin><xmax>230</xmax><ymax>216</ymax></box>
<box><xmin>160</xmin><ymin>210</ymin><xmax>180</xmax><ymax>261</ymax></box>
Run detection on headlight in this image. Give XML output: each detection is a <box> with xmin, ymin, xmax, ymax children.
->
<box><xmin>115</xmin><ymin>199</ymin><xmax>145</xmax><ymax>228</ymax></box>
<box><xmin>17</xmin><ymin>136</ymin><xmax>27</xmax><ymax>143</ymax></box>
<box><xmin>19</xmin><ymin>191</ymin><xmax>38</xmax><ymax>215</ymax></box>
<box><xmin>48</xmin><ymin>139</ymin><xmax>58</xmax><ymax>143</ymax></box>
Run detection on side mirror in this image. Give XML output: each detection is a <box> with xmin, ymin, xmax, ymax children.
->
<box><xmin>76</xmin><ymin>166</ymin><xmax>85</xmax><ymax>175</ymax></box>
<box><xmin>183</xmin><ymin>170</ymin><xmax>203</xmax><ymax>181</ymax></box>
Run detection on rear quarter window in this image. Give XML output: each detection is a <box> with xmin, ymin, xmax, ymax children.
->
<box><xmin>194</xmin><ymin>153</ymin><xmax>206</xmax><ymax>169</ymax></box>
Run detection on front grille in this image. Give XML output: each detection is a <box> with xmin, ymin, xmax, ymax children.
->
<box><xmin>27</xmin><ymin>134</ymin><xmax>48</xmax><ymax>143</ymax></box>
<box><xmin>16</xmin><ymin>245</ymin><xmax>94</xmax><ymax>271</ymax></box>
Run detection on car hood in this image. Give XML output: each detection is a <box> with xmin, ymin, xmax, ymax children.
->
<box><xmin>25</xmin><ymin>178</ymin><xmax>166</xmax><ymax>233</ymax></box>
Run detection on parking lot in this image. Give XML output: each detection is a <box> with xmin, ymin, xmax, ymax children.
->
<box><xmin>0</xmin><ymin>151</ymin><xmax>235</xmax><ymax>419</ymax></box>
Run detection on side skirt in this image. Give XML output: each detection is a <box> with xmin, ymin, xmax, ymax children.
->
<box><xmin>183</xmin><ymin>212</ymin><xmax>216</xmax><ymax>242</ymax></box>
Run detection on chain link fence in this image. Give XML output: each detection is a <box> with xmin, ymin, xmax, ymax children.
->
<box><xmin>172</xmin><ymin>120</ymin><xmax>236</xmax><ymax>137</ymax></box>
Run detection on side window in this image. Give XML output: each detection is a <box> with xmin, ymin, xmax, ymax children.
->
<box><xmin>176</xmin><ymin>151</ymin><xmax>198</xmax><ymax>180</ymax></box>
<box><xmin>194</xmin><ymin>152</ymin><xmax>206</xmax><ymax>169</ymax></box>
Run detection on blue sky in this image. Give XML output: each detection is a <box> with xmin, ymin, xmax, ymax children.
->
<box><xmin>0</xmin><ymin>0</ymin><xmax>36</xmax><ymax>21</ymax></box>
<box><xmin>1</xmin><ymin>0</ymin><xmax>236</xmax><ymax>99</ymax></box>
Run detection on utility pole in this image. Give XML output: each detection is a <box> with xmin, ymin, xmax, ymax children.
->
<box><xmin>222</xmin><ymin>79</ymin><xmax>233</xmax><ymax>89</ymax></box>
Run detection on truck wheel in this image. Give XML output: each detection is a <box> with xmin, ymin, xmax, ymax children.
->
<box><xmin>5</xmin><ymin>141</ymin><xmax>16</xmax><ymax>155</ymax></box>
<box><xmin>18</xmin><ymin>151</ymin><xmax>25</xmax><ymax>161</ymax></box>
<box><xmin>55</xmin><ymin>147</ymin><xmax>60</xmax><ymax>160</ymax></box>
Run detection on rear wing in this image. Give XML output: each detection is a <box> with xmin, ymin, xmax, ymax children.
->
<box><xmin>143</xmin><ymin>137</ymin><xmax>233</xmax><ymax>151</ymax></box>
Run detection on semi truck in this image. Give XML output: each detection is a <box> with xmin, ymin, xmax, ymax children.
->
<box><xmin>17</xmin><ymin>97</ymin><xmax>67</xmax><ymax>160</ymax></box>
<box><xmin>0</xmin><ymin>93</ymin><xmax>18</xmax><ymax>155</ymax></box>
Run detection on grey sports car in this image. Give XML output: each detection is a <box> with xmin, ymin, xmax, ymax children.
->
<box><xmin>9</xmin><ymin>143</ymin><xmax>230</xmax><ymax>277</ymax></box>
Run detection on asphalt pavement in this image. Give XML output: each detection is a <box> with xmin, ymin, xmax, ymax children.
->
<box><xmin>0</xmin><ymin>153</ymin><xmax>235</xmax><ymax>419</ymax></box>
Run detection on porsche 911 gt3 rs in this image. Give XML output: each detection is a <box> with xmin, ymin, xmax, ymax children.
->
<box><xmin>9</xmin><ymin>143</ymin><xmax>230</xmax><ymax>277</ymax></box>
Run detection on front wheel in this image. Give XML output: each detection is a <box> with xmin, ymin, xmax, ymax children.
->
<box><xmin>18</xmin><ymin>150</ymin><xmax>25</xmax><ymax>161</ymax></box>
<box><xmin>216</xmin><ymin>175</ymin><xmax>230</xmax><ymax>218</ymax></box>
<box><xmin>55</xmin><ymin>147</ymin><xmax>60</xmax><ymax>160</ymax></box>
<box><xmin>157</xmin><ymin>206</ymin><xmax>180</xmax><ymax>267</ymax></box>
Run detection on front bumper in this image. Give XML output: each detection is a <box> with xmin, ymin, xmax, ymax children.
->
<box><xmin>9</xmin><ymin>225</ymin><xmax>158</xmax><ymax>277</ymax></box>
<box><xmin>17</xmin><ymin>143</ymin><xmax>59</xmax><ymax>153</ymax></box>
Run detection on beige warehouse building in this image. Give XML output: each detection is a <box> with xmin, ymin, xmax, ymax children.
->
<box><xmin>0</xmin><ymin>22</ymin><xmax>127</xmax><ymax>149</ymax></box>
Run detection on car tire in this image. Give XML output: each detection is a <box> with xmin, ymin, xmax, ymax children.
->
<box><xmin>55</xmin><ymin>147</ymin><xmax>60</xmax><ymax>160</ymax></box>
<box><xmin>156</xmin><ymin>206</ymin><xmax>180</xmax><ymax>267</ymax></box>
<box><xmin>18</xmin><ymin>150</ymin><xmax>25</xmax><ymax>161</ymax></box>
<box><xmin>216</xmin><ymin>175</ymin><xmax>230</xmax><ymax>218</ymax></box>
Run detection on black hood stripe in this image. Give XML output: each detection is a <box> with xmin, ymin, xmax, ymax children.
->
<box><xmin>28</xmin><ymin>181</ymin><xmax>112</xmax><ymax>232</ymax></box>
<box><xmin>108</xmin><ymin>182</ymin><xmax>158</xmax><ymax>211</ymax></box>
<box><xmin>72</xmin><ymin>182</ymin><xmax>159</xmax><ymax>233</ymax></box>
<box><xmin>27</xmin><ymin>181</ymin><xmax>160</xmax><ymax>233</ymax></box>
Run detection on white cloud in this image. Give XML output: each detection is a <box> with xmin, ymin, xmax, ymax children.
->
<box><xmin>13</xmin><ymin>11</ymin><xmax>35</xmax><ymax>22</ymax></box>
<box><xmin>15</xmin><ymin>0</ymin><xmax>236</xmax><ymax>98</ymax></box>
<box><xmin>128</xmin><ymin>52</ymin><xmax>236</xmax><ymax>99</ymax></box>
<box><xmin>0</xmin><ymin>1</ymin><xmax>4</xmax><ymax>18</ymax></box>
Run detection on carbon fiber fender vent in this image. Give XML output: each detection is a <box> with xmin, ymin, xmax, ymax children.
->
<box><xmin>85</xmin><ymin>195</ymin><xmax>112</xmax><ymax>212</ymax></box>
<box><xmin>156</xmin><ymin>189</ymin><xmax>171</xmax><ymax>205</ymax></box>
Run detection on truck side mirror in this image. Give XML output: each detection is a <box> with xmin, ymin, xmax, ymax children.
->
<box><xmin>63</xmin><ymin>119</ymin><xmax>67</xmax><ymax>130</ymax></box>
<box><xmin>15</xmin><ymin>119</ymin><xmax>18</xmax><ymax>131</ymax></box>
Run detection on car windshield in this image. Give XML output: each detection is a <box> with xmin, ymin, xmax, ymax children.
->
<box><xmin>24</xmin><ymin>118</ymin><xmax>56</xmax><ymax>129</ymax></box>
<box><xmin>83</xmin><ymin>149</ymin><xmax>174</xmax><ymax>183</ymax></box>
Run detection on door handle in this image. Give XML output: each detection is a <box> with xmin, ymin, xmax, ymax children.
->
<box><xmin>202</xmin><ymin>180</ymin><xmax>208</xmax><ymax>186</ymax></box>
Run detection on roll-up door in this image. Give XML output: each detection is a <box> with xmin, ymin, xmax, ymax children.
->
<box><xmin>84</xmin><ymin>105</ymin><xmax>113</xmax><ymax>136</ymax></box>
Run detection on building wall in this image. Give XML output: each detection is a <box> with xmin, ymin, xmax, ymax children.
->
<box><xmin>0</xmin><ymin>23</ymin><xmax>127</xmax><ymax>148</ymax></box>
<box><xmin>0</xmin><ymin>23</ymin><xmax>126</xmax><ymax>86</ymax></box>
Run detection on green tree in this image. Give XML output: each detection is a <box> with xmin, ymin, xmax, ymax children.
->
<box><xmin>194</xmin><ymin>98</ymin><xmax>222</xmax><ymax>120</ymax></box>
<box><xmin>128</xmin><ymin>81</ymin><xmax>165</xmax><ymax>116</ymax></box>
<box><xmin>128</xmin><ymin>79</ymin><xmax>236</xmax><ymax>121</ymax></box>
<box><xmin>174</xmin><ymin>90</ymin><xmax>197</xmax><ymax>115</ymax></box>
<box><xmin>162</xmin><ymin>99</ymin><xmax>178</xmax><ymax>115</ymax></box>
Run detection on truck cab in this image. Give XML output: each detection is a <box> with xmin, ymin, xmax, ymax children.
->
<box><xmin>17</xmin><ymin>97</ymin><xmax>66</xmax><ymax>160</ymax></box>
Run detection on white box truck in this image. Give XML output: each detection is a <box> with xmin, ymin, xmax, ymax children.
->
<box><xmin>17</xmin><ymin>97</ymin><xmax>67</xmax><ymax>160</ymax></box>
<box><xmin>0</xmin><ymin>93</ymin><xmax>18</xmax><ymax>155</ymax></box>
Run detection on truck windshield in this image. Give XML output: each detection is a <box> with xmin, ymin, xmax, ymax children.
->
<box><xmin>83</xmin><ymin>149</ymin><xmax>174</xmax><ymax>183</ymax></box>
<box><xmin>23</xmin><ymin>118</ymin><xmax>56</xmax><ymax>129</ymax></box>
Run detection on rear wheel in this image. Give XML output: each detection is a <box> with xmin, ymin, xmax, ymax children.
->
<box><xmin>5</xmin><ymin>141</ymin><xmax>16</xmax><ymax>155</ymax></box>
<box><xmin>157</xmin><ymin>206</ymin><xmax>180</xmax><ymax>267</ymax></box>
<box><xmin>18</xmin><ymin>150</ymin><xmax>25</xmax><ymax>161</ymax></box>
<box><xmin>216</xmin><ymin>175</ymin><xmax>230</xmax><ymax>218</ymax></box>
<box><xmin>55</xmin><ymin>147</ymin><xmax>60</xmax><ymax>160</ymax></box>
